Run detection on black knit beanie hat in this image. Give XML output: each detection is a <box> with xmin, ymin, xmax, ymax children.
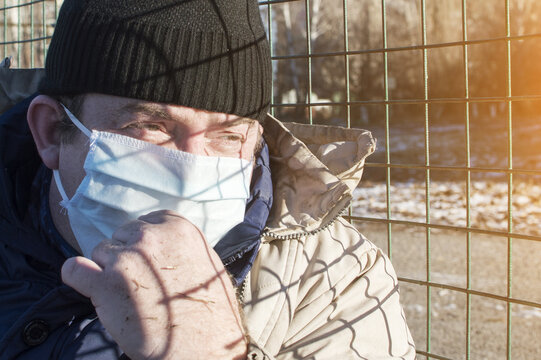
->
<box><xmin>40</xmin><ymin>0</ymin><xmax>272</xmax><ymax>121</ymax></box>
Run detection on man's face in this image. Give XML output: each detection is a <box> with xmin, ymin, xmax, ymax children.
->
<box><xmin>58</xmin><ymin>93</ymin><xmax>263</xmax><ymax>199</ymax></box>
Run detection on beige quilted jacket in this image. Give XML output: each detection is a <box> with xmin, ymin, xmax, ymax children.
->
<box><xmin>245</xmin><ymin>116</ymin><xmax>416</xmax><ymax>359</ymax></box>
<box><xmin>1</xmin><ymin>65</ymin><xmax>415</xmax><ymax>359</ymax></box>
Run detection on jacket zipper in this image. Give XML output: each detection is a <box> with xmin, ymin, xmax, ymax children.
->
<box><xmin>238</xmin><ymin>277</ymin><xmax>247</xmax><ymax>303</ymax></box>
<box><xmin>260</xmin><ymin>204</ymin><xmax>349</xmax><ymax>241</ymax></box>
<box><xmin>238</xmin><ymin>204</ymin><xmax>349</xmax><ymax>302</ymax></box>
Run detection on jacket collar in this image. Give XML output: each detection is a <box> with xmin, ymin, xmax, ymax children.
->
<box><xmin>215</xmin><ymin>141</ymin><xmax>273</xmax><ymax>285</ymax></box>
<box><xmin>261</xmin><ymin>114</ymin><xmax>376</xmax><ymax>238</ymax></box>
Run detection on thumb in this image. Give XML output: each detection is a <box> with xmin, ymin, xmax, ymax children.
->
<box><xmin>62</xmin><ymin>256</ymin><xmax>103</xmax><ymax>299</ymax></box>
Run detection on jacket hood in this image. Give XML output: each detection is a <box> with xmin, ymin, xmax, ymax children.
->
<box><xmin>0</xmin><ymin>65</ymin><xmax>44</xmax><ymax>225</ymax></box>
<box><xmin>262</xmin><ymin>114</ymin><xmax>376</xmax><ymax>238</ymax></box>
<box><xmin>0</xmin><ymin>65</ymin><xmax>44</xmax><ymax>114</ymax></box>
<box><xmin>0</xmin><ymin>94</ymin><xmax>41</xmax><ymax>226</ymax></box>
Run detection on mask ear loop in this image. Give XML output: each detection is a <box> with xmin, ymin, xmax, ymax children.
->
<box><xmin>53</xmin><ymin>170</ymin><xmax>70</xmax><ymax>211</ymax></box>
<box><xmin>54</xmin><ymin>104</ymin><xmax>91</xmax><ymax>208</ymax></box>
<box><xmin>60</xmin><ymin>103</ymin><xmax>92</xmax><ymax>138</ymax></box>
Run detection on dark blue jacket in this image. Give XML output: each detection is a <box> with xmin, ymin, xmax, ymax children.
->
<box><xmin>0</xmin><ymin>96</ymin><xmax>272</xmax><ymax>359</ymax></box>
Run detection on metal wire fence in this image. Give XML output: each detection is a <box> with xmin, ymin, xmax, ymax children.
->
<box><xmin>2</xmin><ymin>0</ymin><xmax>541</xmax><ymax>359</ymax></box>
<box><xmin>1</xmin><ymin>0</ymin><xmax>58</xmax><ymax>68</ymax></box>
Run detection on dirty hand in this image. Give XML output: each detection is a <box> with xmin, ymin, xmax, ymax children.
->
<box><xmin>61</xmin><ymin>210</ymin><xmax>247</xmax><ymax>360</ymax></box>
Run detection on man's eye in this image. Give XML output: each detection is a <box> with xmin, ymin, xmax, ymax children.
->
<box><xmin>221</xmin><ymin>135</ymin><xmax>244</xmax><ymax>143</ymax></box>
<box><xmin>142</xmin><ymin>124</ymin><xmax>163</xmax><ymax>131</ymax></box>
<box><xmin>206</xmin><ymin>133</ymin><xmax>245</xmax><ymax>154</ymax></box>
<box><xmin>118</xmin><ymin>122</ymin><xmax>172</xmax><ymax>144</ymax></box>
<box><xmin>126</xmin><ymin>122</ymin><xmax>164</xmax><ymax>131</ymax></box>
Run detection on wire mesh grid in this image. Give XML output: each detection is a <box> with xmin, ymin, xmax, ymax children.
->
<box><xmin>262</xmin><ymin>1</ymin><xmax>541</xmax><ymax>359</ymax></box>
<box><xmin>1</xmin><ymin>0</ymin><xmax>59</xmax><ymax>68</ymax></box>
<box><xmin>2</xmin><ymin>0</ymin><xmax>541</xmax><ymax>359</ymax></box>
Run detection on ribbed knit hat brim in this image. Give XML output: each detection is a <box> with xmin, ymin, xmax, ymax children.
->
<box><xmin>40</xmin><ymin>0</ymin><xmax>272</xmax><ymax>121</ymax></box>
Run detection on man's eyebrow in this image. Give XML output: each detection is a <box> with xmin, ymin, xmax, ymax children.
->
<box><xmin>115</xmin><ymin>103</ymin><xmax>257</xmax><ymax>127</ymax></box>
<box><xmin>217</xmin><ymin>117</ymin><xmax>257</xmax><ymax>127</ymax></box>
<box><xmin>115</xmin><ymin>103</ymin><xmax>174</xmax><ymax>121</ymax></box>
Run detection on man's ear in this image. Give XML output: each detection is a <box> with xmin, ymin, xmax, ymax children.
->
<box><xmin>27</xmin><ymin>95</ymin><xmax>64</xmax><ymax>170</ymax></box>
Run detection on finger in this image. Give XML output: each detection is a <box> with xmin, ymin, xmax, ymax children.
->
<box><xmin>61</xmin><ymin>256</ymin><xmax>103</xmax><ymax>299</ymax></box>
<box><xmin>138</xmin><ymin>210</ymin><xmax>187</xmax><ymax>224</ymax></box>
<box><xmin>91</xmin><ymin>240</ymin><xmax>122</xmax><ymax>269</ymax></box>
<box><xmin>140</xmin><ymin>211</ymin><xmax>206</xmax><ymax>241</ymax></box>
<box><xmin>111</xmin><ymin>219</ymin><xmax>148</xmax><ymax>245</ymax></box>
<box><xmin>139</xmin><ymin>210</ymin><xmax>200</xmax><ymax>233</ymax></box>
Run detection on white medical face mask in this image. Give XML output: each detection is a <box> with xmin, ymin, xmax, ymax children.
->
<box><xmin>55</xmin><ymin>104</ymin><xmax>252</xmax><ymax>258</ymax></box>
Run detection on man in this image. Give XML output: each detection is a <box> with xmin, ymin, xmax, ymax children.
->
<box><xmin>0</xmin><ymin>0</ymin><xmax>415</xmax><ymax>359</ymax></box>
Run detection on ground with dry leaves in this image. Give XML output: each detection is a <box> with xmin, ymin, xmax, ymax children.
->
<box><xmin>352</xmin><ymin>179</ymin><xmax>541</xmax><ymax>360</ymax></box>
